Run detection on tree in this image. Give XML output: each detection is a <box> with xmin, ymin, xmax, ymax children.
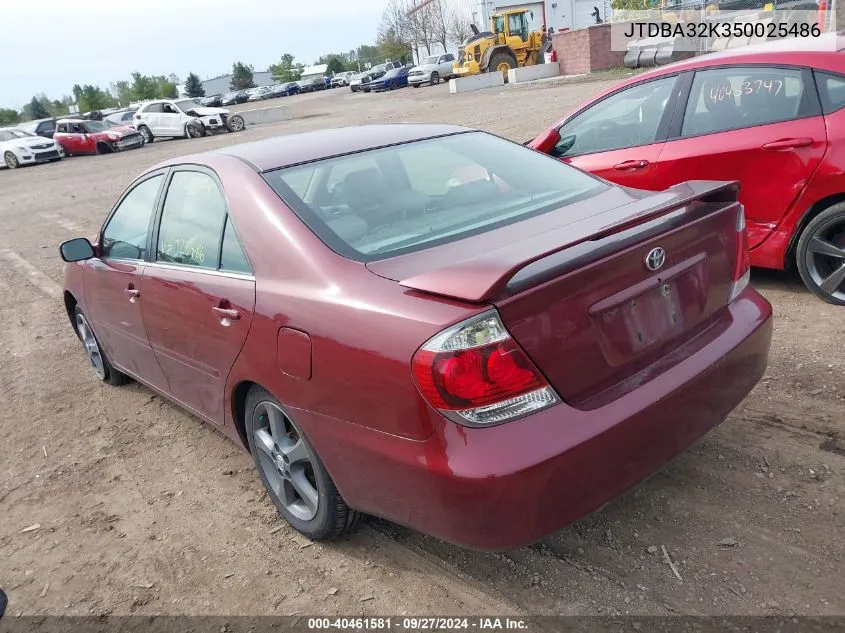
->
<box><xmin>446</xmin><ymin>6</ymin><xmax>474</xmax><ymax>44</ymax></box>
<box><xmin>23</xmin><ymin>96</ymin><xmax>50</xmax><ymax>120</ymax></box>
<box><xmin>269</xmin><ymin>53</ymin><xmax>302</xmax><ymax>82</ymax></box>
<box><xmin>184</xmin><ymin>72</ymin><xmax>205</xmax><ymax>98</ymax></box>
<box><xmin>0</xmin><ymin>108</ymin><xmax>19</xmax><ymax>125</ymax></box>
<box><xmin>78</xmin><ymin>85</ymin><xmax>116</xmax><ymax>113</ymax></box>
<box><xmin>325</xmin><ymin>56</ymin><xmax>346</xmax><ymax>75</ymax></box>
<box><xmin>406</xmin><ymin>0</ymin><xmax>434</xmax><ymax>57</ymax></box>
<box><xmin>230</xmin><ymin>62</ymin><xmax>256</xmax><ymax>90</ymax></box>
<box><xmin>378</xmin><ymin>0</ymin><xmax>414</xmax><ymax>63</ymax></box>
<box><xmin>429</xmin><ymin>0</ymin><xmax>450</xmax><ymax>52</ymax></box>
<box><xmin>111</xmin><ymin>80</ymin><xmax>133</xmax><ymax>106</ymax></box>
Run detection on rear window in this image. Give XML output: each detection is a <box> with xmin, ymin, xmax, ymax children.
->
<box><xmin>815</xmin><ymin>71</ymin><xmax>845</xmax><ymax>114</ymax></box>
<box><xmin>262</xmin><ymin>131</ymin><xmax>605</xmax><ymax>262</ymax></box>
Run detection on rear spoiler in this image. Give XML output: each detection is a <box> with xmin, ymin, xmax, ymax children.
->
<box><xmin>399</xmin><ymin>180</ymin><xmax>740</xmax><ymax>302</ymax></box>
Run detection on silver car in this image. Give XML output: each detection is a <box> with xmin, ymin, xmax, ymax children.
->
<box><xmin>408</xmin><ymin>53</ymin><xmax>456</xmax><ymax>87</ymax></box>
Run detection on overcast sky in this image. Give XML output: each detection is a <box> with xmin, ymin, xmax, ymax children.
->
<box><xmin>0</xmin><ymin>0</ymin><xmax>386</xmax><ymax>110</ymax></box>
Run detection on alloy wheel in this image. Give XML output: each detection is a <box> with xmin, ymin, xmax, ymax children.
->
<box><xmin>228</xmin><ymin>115</ymin><xmax>245</xmax><ymax>132</ymax></box>
<box><xmin>138</xmin><ymin>127</ymin><xmax>151</xmax><ymax>143</ymax></box>
<box><xmin>4</xmin><ymin>151</ymin><xmax>19</xmax><ymax>169</ymax></box>
<box><xmin>803</xmin><ymin>217</ymin><xmax>845</xmax><ymax>303</ymax></box>
<box><xmin>76</xmin><ymin>313</ymin><xmax>106</xmax><ymax>379</ymax></box>
<box><xmin>252</xmin><ymin>401</ymin><xmax>319</xmax><ymax>521</ymax></box>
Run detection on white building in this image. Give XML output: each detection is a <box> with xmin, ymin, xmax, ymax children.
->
<box><xmin>476</xmin><ymin>0</ymin><xmax>611</xmax><ymax>33</ymax></box>
<box><xmin>300</xmin><ymin>64</ymin><xmax>329</xmax><ymax>80</ymax></box>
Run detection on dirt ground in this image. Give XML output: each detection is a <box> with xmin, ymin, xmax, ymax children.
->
<box><xmin>1</xmin><ymin>76</ymin><xmax>843</xmax><ymax>618</ymax></box>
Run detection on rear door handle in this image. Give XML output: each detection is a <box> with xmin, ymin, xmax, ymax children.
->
<box><xmin>613</xmin><ymin>160</ymin><xmax>649</xmax><ymax>171</ymax></box>
<box><xmin>123</xmin><ymin>288</ymin><xmax>140</xmax><ymax>303</ymax></box>
<box><xmin>761</xmin><ymin>137</ymin><xmax>813</xmax><ymax>150</ymax></box>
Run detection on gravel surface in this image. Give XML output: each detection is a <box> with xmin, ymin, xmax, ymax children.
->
<box><xmin>1</xmin><ymin>78</ymin><xmax>843</xmax><ymax>617</ymax></box>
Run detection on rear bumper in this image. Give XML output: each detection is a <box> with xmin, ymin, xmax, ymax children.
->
<box><xmin>302</xmin><ymin>289</ymin><xmax>773</xmax><ymax>550</ymax></box>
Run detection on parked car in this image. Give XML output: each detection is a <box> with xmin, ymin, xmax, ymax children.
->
<box><xmin>248</xmin><ymin>86</ymin><xmax>274</xmax><ymax>102</ymax></box>
<box><xmin>361</xmin><ymin>70</ymin><xmax>386</xmax><ymax>93</ymax></box>
<box><xmin>54</xmin><ymin>118</ymin><xmax>145</xmax><ymax>155</ymax></box>
<box><xmin>408</xmin><ymin>53</ymin><xmax>456</xmax><ymax>87</ymax></box>
<box><xmin>297</xmin><ymin>76</ymin><xmax>325</xmax><ymax>93</ymax></box>
<box><xmin>273</xmin><ymin>82</ymin><xmax>301</xmax><ymax>97</ymax></box>
<box><xmin>17</xmin><ymin>118</ymin><xmax>56</xmax><ymax>139</ymax></box>
<box><xmin>132</xmin><ymin>98</ymin><xmax>244</xmax><ymax>143</ymax></box>
<box><xmin>58</xmin><ymin>123</ymin><xmax>771</xmax><ymax>550</ymax></box>
<box><xmin>529</xmin><ymin>33</ymin><xmax>845</xmax><ymax>305</ymax></box>
<box><xmin>201</xmin><ymin>94</ymin><xmax>224</xmax><ymax>107</ymax></box>
<box><xmin>330</xmin><ymin>71</ymin><xmax>355</xmax><ymax>88</ymax></box>
<box><xmin>369</xmin><ymin>67</ymin><xmax>411</xmax><ymax>92</ymax></box>
<box><xmin>104</xmin><ymin>109</ymin><xmax>137</xmax><ymax>126</ymax></box>
<box><xmin>349</xmin><ymin>71</ymin><xmax>370</xmax><ymax>92</ymax></box>
<box><xmin>0</xmin><ymin>127</ymin><xmax>64</xmax><ymax>169</ymax></box>
<box><xmin>221</xmin><ymin>91</ymin><xmax>249</xmax><ymax>106</ymax></box>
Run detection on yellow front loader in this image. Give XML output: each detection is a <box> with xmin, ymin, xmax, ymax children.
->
<box><xmin>453</xmin><ymin>9</ymin><xmax>546</xmax><ymax>80</ymax></box>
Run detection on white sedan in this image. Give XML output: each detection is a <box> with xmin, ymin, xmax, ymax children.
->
<box><xmin>0</xmin><ymin>127</ymin><xmax>64</xmax><ymax>169</ymax></box>
<box><xmin>131</xmin><ymin>98</ymin><xmax>245</xmax><ymax>143</ymax></box>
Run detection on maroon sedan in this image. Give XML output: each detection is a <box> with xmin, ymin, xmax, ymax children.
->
<box><xmin>59</xmin><ymin>125</ymin><xmax>772</xmax><ymax>550</ymax></box>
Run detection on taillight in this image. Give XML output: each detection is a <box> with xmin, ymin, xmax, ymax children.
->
<box><xmin>728</xmin><ymin>205</ymin><xmax>751</xmax><ymax>302</ymax></box>
<box><xmin>412</xmin><ymin>310</ymin><xmax>560</xmax><ymax>426</ymax></box>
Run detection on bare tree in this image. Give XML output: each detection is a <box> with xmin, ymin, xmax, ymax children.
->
<box><xmin>429</xmin><ymin>0</ymin><xmax>450</xmax><ymax>52</ymax></box>
<box><xmin>379</xmin><ymin>0</ymin><xmax>415</xmax><ymax>62</ymax></box>
<box><xmin>406</xmin><ymin>0</ymin><xmax>434</xmax><ymax>56</ymax></box>
<box><xmin>446</xmin><ymin>5</ymin><xmax>474</xmax><ymax>44</ymax></box>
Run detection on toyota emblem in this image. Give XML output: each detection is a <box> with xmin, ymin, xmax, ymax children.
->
<box><xmin>645</xmin><ymin>247</ymin><xmax>666</xmax><ymax>271</ymax></box>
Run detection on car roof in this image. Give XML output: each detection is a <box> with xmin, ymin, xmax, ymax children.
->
<box><xmin>212</xmin><ymin>124</ymin><xmax>471</xmax><ymax>172</ymax></box>
<box><xmin>634</xmin><ymin>32</ymin><xmax>845</xmax><ymax>79</ymax></box>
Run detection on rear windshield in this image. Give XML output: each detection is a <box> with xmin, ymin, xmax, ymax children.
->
<box><xmin>262</xmin><ymin>131</ymin><xmax>605</xmax><ymax>262</ymax></box>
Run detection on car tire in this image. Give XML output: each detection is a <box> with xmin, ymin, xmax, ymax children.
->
<box><xmin>430</xmin><ymin>72</ymin><xmax>440</xmax><ymax>85</ymax></box>
<box><xmin>412</xmin><ymin>83</ymin><xmax>420</xmax><ymax>88</ymax></box>
<box><xmin>138</xmin><ymin>125</ymin><xmax>153</xmax><ymax>144</ymax></box>
<box><xmin>227</xmin><ymin>114</ymin><xmax>245</xmax><ymax>132</ymax></box>
<box><xmin>186</xmin><ymin>121</ymin><xmax>205</xmax><ymax>139</ymax></box>
<box><xmin>4</xmin><ymin>151</ymin><xmax>20</xmax><ymax>169</ymax></box>
<box><xmin>245</xmin><ymin>386</ymin><xmax>361</xmax><ymax>541</ymax></box>
<box><xmin>74</xmin><ymin>307</ymin><xmax>129</xmax><ymax>386</ymax></box>
<box><xmin>795</xmin><ymin>203</ymin><xmax>845</xmax><ymax>305</ymax></box>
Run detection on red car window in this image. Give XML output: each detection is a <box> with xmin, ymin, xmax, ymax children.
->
<box><xmin>555</xmin><ymin>75</ymin><xmax>676</xmax><ymax>157</ymax></box>
<box><xmin>681</xmin><ymin>67</ymin><xmax>805</xmax><ymax>137</ymax></box>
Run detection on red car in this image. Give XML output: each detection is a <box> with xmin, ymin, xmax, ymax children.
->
<box><xmin>530</xmin><ymin>33</ymin><xmax>845</xmax><ymax>305</ymax></box>
<box><xmin>53</xmin><ymin>118</ymin><xmax>145</xmax><ymax>155</ymax></box>
<box><xmin>59</xmin><ymin>125</ymin><xmax>772</xmax><ymax>550</ymax></box>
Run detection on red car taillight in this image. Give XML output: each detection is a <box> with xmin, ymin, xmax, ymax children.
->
<box><xmin>729</xmin><ymin>205</ymin><xmax>751</xmax><ymax>302</ymax></box>
<box><xmin>412</xmin><ymin>311</ymin><xmax>560</xmax><ymax>426</ymax></box>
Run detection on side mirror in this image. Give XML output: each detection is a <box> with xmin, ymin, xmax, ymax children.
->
<box><xmin>60</xmin><ymin>238</ymin><xmax>95</xmax><ymax>262</ymax></box>
<box><xmin>528</xmin><ymin>127</ymin><xmax>561</xmax><ymax>153</ymax></box>
<box><xmin>555</xmin><ymin>134</ymin><xmax>577</xmax><ymax>155</ymax></box>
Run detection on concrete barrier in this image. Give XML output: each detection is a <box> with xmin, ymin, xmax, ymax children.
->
<box><xmin>449</xmin><ymin>72</ymin><xmax>505</xmax><ymax>94</ymax></box>
<box><xmin>239</xmin><ymin>105</ymin><xmax>291</xmax><ymax>126</ymax></box>
<box><xmin>507</xmin><ymin>63</ymin><xmax>560</xmax><ymax>84</ymax></box>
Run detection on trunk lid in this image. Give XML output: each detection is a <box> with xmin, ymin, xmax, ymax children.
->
<box><xmin>367</xmin><ymin>180</ymin><xmax>744</xmax><ymax>408</ymax></box>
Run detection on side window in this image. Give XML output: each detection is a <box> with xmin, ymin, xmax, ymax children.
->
<box><xmin>102</xmin><ymin>175</ymin><xmax>163</xmax><ymax>260</ymax></box>
<box><xmin>444</xmin><ymin>54</ymin><xmax>454</xmax><ymax>62</ymax></box>
<box><xmin>555</xmin><ymin>75</ymin><xmax>676</xmax><ymax>157</ymax></box>
<box><xmin>37</xmin><ymin>121</ymin><xmax>53</xmax><ymax>135</ymax></box>
<box><xmin>56</xmin><ymin>123</ymin><xmax>68</xmax><ymax>133</ymax></box>
<box><xmin>681</xmin><ymin>67</ymin><xmax>806</xmax><ymax>137</ymax></box>
<box><xmin>220</xmin><ymin>218</ymin><xmax>252</xmax><ymax>274</ymax></box>
<box><xmin>146</xmin><ymin>103</ymin><xmax>163</xmax><ymax>114</ymax></box>
<box><xmin>156</xmin><ymin>171</ymin><xmax>227</xmax><ymax>268</ymax></box>
<box><xmin>815</xmin><ymin>71</ymin><xmax>845</xmax><ymax>115</ymax></box>
<box><xmin>162</xmin><ymin>103</ymin><xmax>178</xmax><ymax>114</ymax></box>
